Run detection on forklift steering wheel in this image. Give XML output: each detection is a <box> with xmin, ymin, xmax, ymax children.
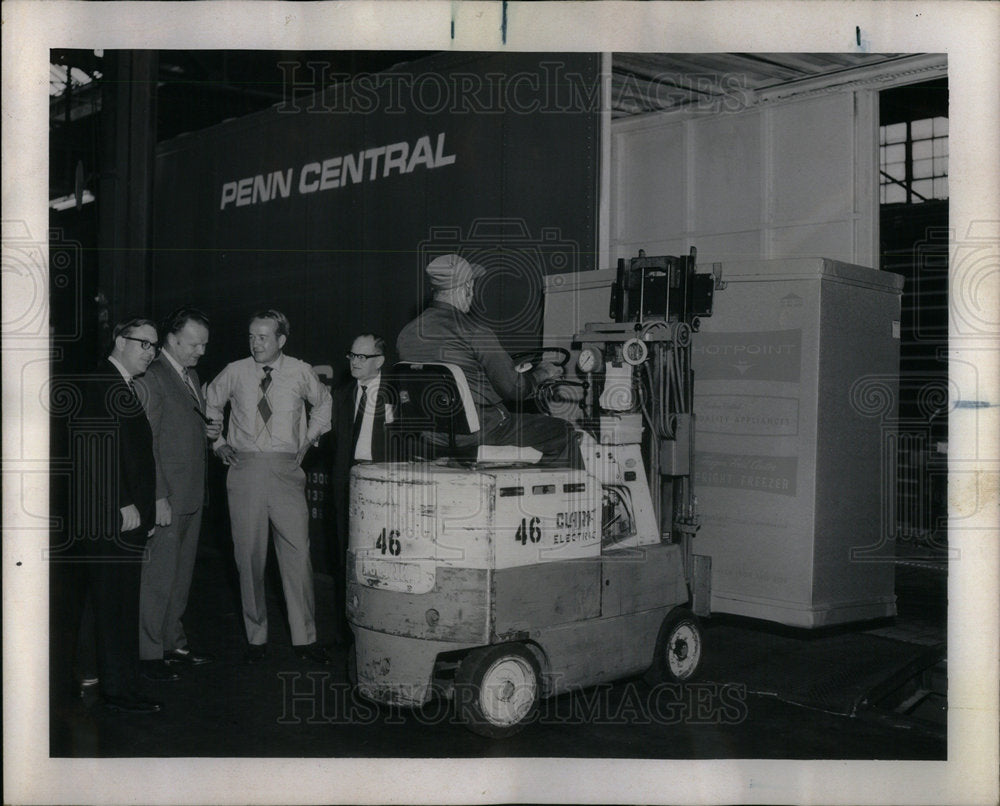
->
<box><xmin>533</xmin><ymin>376</ymin><xmax>587</xmax><ymax>409</ymax></box>
<box><xmin>510</xmin><ymin>347</ymin><xmax>571</xmax><ymax>374</ymax></box>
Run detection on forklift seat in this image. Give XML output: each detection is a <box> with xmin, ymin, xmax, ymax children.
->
<box><xmin>384</xmin><ymin>361</ymin><xmax>542</xmax><ymax>463</ymax></box>
<box><xmin>384</xmin><ymin>361</ymin><xmax>480</xmax><ymax>460</ymax></box>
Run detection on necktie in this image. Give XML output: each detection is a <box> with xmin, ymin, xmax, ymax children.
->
<box><xmin>182</xmin><ymin>368</ymin><xmax>200</xmax><ymax>406</ymax></box>
<box><xmin>258</xmin><ymin>366</ymin><xmax>273</xmax><ymax>424</ymax></box>
<box><xmin>351</xmin><ymin>384</ymin><xmax>367</xmax><ymax>454</ymax></box>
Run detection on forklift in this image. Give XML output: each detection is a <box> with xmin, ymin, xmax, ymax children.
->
<box><xmin>346</xmin><ymin>249</ymin><xmax>719</xmax><ymax>737</ymax></box>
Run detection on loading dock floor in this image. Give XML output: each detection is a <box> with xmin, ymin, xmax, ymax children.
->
<box><xmin>49</xmin><ymin>542</ymin><xmax>946</xmax><ymax>759</ymax></box>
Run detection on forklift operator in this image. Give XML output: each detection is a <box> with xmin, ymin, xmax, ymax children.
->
<box><xmin>397</xmin><ymin>253</ymin><xmax>582</xmax><ymax>468</ymax></box>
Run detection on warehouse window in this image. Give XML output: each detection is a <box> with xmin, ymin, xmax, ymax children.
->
<box><xmin>879</xmin><ymin>78</ymin><xmax>949</xmax><ymax>548</ymax></box>
<box><xmin>880</xmin><ymin>116</ymin><xmax>948</xmax><ymax>204</ymax></box>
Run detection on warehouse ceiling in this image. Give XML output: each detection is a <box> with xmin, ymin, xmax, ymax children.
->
<box><xmin>610</xmin><ymin>52</ymin><xmax>908</xmax><ymax>117</ymax></box>
<box><xmin>50</xmin><ymin>49</ymin><xmax>916</xmax><ymax>129</ymax></box>
<box><xmin>48</xmin><ymin>49</ymin><xmax>918</xmax><ymax>199</ymax></box>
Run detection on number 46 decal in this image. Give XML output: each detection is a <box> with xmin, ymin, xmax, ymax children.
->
<box><xmin>514</xmin><ymin>517</ymin><xmax>541</xmax><ymax>545</ymax></box>
<box><xmin>376</xmin><ymin>528</ymin><xmax>401</xmax><ymax>556</ymax></box>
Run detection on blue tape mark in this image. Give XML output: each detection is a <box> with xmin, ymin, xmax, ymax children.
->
<box><xmin>501</xmin><ymin>0</ymin><xmax>508</xmax><ymax>44</ymax></box>
<box><xmin>955</xmin><ymin>400</ymin><xmax>992</xmax><ymax>409</ymax></box>
<box><xmin>451</xmin><ymin>18</ymin><xmax>454</xmax><ymax>40</ymax></box>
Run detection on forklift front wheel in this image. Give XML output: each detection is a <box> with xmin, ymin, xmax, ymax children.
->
<box><xmin>455</xmin><ymin>644</ymin><xmax>540</xmax><ymax>739</ymax></box>
<box><xmin>646</xmin><ymin>608</ymin><xmax>704</xmax><ymax>685</ymax></box>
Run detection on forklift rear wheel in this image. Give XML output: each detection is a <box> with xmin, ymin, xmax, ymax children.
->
<box><xmin>646</xmin><ymin>608</ymin><xmax>703</xmax><ymax>684</ymax></box>
<box><xmin>455</xmin><ymin>644</ymin><xmax>540</xmax><ymax>739</ymax></box>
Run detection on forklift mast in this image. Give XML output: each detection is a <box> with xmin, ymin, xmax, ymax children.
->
<box><xmin>574</xmin><ymin>248</ymin><xmax>717</xmax><ymax>572</ymax></box>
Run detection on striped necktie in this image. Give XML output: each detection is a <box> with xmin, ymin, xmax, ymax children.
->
<box><xmin>182</xmin><ymin>368</ymin><xmax>200</xmax><ymax>406</ymax></box>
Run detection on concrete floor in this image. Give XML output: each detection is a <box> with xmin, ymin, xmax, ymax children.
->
<box><xmin>50</xmin><ymin>534</ymin><xmax>946</xmax><ymax>759</ymax></box>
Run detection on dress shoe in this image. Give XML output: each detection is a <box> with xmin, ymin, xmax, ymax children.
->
<box><xmin>293</xmin><ymin>642</ymin><xmax>333</xmax><ymax>665</ymax></box>
<box><xmin>164</xmin><ymin>647</ymin><xmax>215</xmax><ymax>666</ymax></box>
<box><xmin>104</xmin><ymin>695</ymin><xmax>163</xmax><ymax>714</ymax></box>
<box><xmin>244</xmin><ymin>643</ymin><xmax>267</xmax><ymax>663</ymax></box>
<box><xmin>74</xmin><ymin>676</ymin><xmax>99</xmax><ymax>698</ymax></box>
<box><xmin>141</xmin><ymin>660</ymin><xmax>180</xmax><ymax>682</ymax></box>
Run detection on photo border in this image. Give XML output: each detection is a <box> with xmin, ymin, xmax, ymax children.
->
<box><xmin>3</xmin><ymin>2</ymin><xmax>998</xmax><ymax>804</ymax></box>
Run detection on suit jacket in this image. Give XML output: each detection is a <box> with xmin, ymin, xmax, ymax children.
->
<box><xmin>332</xmin><ymin>376</ymin><xmax>392</xmax><ymax>486</ymax></box>
<box><xmin>134</xmin><ymin>355</ymin><xmax>207</xmax><ymax>515</ymax></box>
<box><xmin>78</xmin><ymin>359</ymin><xmax>157</xmax><ymax>546</ymax></box>
<box><xmin>331</xmin><ymin>376</ymin><xmax>392</xmax><ymax>537</ymax></box>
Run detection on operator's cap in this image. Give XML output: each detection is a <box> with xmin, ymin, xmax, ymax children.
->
<box><xmin>425</xmin><ymin>253</ymin><xmax>486</xmax><ymax>290</ymax></box>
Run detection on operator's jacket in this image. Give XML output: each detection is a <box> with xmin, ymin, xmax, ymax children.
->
<box><xmin>396</xmin><ymin>300</ymin><xmax>580</xmax><ymax>467</ymax></box>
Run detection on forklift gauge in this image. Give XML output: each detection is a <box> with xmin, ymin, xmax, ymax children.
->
<box><xmin>577</xmin><ymin>347</ymin><xmax>601</xmax><ymax>374</ymax></box>
<box><xmin>622</xmin><ymin>338</ymin><xmax>648</xmax><ymax>366</ymax></box>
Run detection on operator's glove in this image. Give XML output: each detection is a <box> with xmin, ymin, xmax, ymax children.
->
<box><xmin>532</xmin><ymin>361</ymin><xmax>563</xmax><ymax>384</ymax></box>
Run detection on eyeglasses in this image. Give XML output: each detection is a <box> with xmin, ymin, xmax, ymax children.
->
<box><xmin>346</xmin><ymin>352</ymin><xmax>383</xmax><ymax>362</ymax></box>
<box><xmin>122</xmin><ymin>336</ymin><xmax>158</xmax><ymax>352</ymax></box>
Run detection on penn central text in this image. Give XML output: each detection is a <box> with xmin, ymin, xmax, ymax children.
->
<box><xmin>219</xmin><ymin>132</ymin><xmax>456</xmax><ymax>210</ymax></box>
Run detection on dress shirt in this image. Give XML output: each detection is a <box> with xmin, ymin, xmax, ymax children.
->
<box><xmin>396</xmin><ymin>300</ymin><xmax>538</xmax><ymax>410</ymax></box>
<box><xmin>206</xmin><ymin>353</ymin><xmax>332</xmax><ymax>453</ymax></box>
<box><xmin>353</xmin><ymin>374</ymin><xmax>381</xmax><ymax>462</ymax></box>
<box><xmin>107</xmin><ymin>356</ymin><xmax>134</xmax><ymax>386</ymax></box>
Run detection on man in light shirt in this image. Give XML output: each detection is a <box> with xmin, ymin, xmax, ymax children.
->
<box><xmin>135</xmin><ymin>308</ymin><xmax>220</xmax><ymax>682</ymax></box>
<box><xmin>205</xmin><ymin>309</ymin><xmax>333</xmax><ymax>664</ymax></box>
<box><xmin>330</xmin><ymin>333</ymin><xmax>392</xmax><ymax>643</ymax></box>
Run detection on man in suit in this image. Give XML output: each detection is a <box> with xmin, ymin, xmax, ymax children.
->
<box><xmin>206</xmin><ymin>309</ymin><xmax>333</xmax><ymax>664</ymax></box>
<box><xmin>331</xmin><ymin>333</ymin><xmax>391</xmax><ymax>643</ymax></box>
<box><xmin>135</xmin><ymin>308</ymin><xmax>220</xmax><ymax>682</ymax></box>
<box><xmin>76</xmin><ymin>317</ymin><xmax>161</xmax><ymax>713</ymax></box>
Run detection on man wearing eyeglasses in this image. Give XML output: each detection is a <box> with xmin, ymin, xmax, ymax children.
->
<box><xmin>70</xmin><ymin>317</ymin><xmax>161</xmax><ymax>713</ymax></box>
<box><xmin>397</xmin><ymin>254</ymin><xmax>581</xmax><ymax>467</ymax></box>
<box><xmin>134</xmin><ymin>308</ymin><xmax>220</xmax><ymax>684</ymax></box>
<box><xmin>330</xmin><ymin>333</ymin><xmax>392</xmax><ymax>643</ymax></box>
<box><xmin>205</xmin><ymin>309</ymin><xmax>333</xmax><ymax>665</ymax></box>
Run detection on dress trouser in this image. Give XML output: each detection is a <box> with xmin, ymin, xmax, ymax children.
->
<box><xmin>84</xmin><ymin>529</ymin><xmax>146</xmax><ymax>699</ymax></box>
<box><xmin>226</xmin><ymin>452</ymin><xmax>316</xmax><ymax>646</ymax></box>
<box><xmin>139</xmin><ymin>507</ymin><xmax>203</xmax><ymax>659</ymax></box>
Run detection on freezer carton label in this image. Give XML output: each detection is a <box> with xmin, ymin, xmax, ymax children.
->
<box><xmin>692</xmin><ymin>329</ymin><xmax>801</xmax><ymax>382</ymax></box>
<box><xmin>694</xmin><ymin>451</ymin><xmax>798</xmax><ymax>496</ymax></box>
<box><xmin>694</xmin><ymin>394</ymin><xmax>800</xmax><ymax>436</ymax></box>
